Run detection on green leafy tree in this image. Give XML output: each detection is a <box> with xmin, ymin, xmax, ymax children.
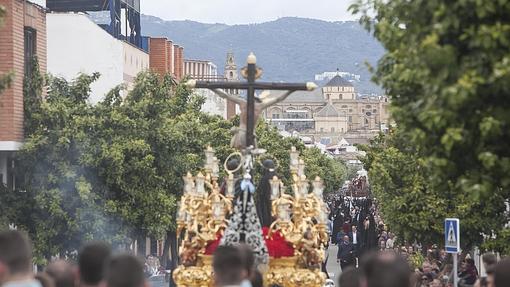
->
<box><xmin>362</xmin><ymin>131</ymin><xmax>508</xmax><ymax>251</ymax></box>
<box><xmin>14</xmin><ymin>63</ymin><xmax>125</xmax><ymax>261</ymax></box>
<box><xmin>352</xmin><ymin>0</ymin><xmax>510</xmax><ymax>252</ymax></box>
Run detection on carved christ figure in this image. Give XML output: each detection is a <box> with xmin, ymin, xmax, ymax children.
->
<box><xmin>212</xmin><ymin>89</ymin><xmax>294</xmax><ymax>150</ymax></box>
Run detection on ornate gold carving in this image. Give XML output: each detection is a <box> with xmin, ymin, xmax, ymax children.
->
<box><xmin>174</xmin><ymin>146</ymin><xmax>329</xmax><ymax>287</ymax></box>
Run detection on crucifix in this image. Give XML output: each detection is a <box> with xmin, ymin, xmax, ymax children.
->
<box><xmin>185</xmin><ymin>53</ymin><xmax>317</xmax><ymax>263</ymax></box>
<box><xmin>186</xmin><ymin>52</ymin><xmax>317</xmax><ymax>152</ymax></box>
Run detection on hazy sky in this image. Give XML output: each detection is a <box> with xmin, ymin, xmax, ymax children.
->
<box><xmin>141</xmin><ymin>0</ymin><xmax>357</xmax><ymax>24</ymax></box>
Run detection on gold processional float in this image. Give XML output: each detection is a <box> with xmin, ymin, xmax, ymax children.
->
<box><xmin>173</xmin><ymin>53</ymin><xmax>327</xmax><ymax>286</ymax></box>
<box><xmin>173</xmin><ymin>146</ymin><xmax>330</xmax><ymax>286</ymax></box>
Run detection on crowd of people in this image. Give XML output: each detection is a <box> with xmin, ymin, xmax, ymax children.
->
<box><xmin>325</xmin><ymin>193</ymin><xmax>510</xmax><ymax>287</ymax></box>
<box><xmin>1</xmin><ymin>227</ymin><xmax>508</xmax><ymax>287</ymax></box>
<box><xmin>0</xmin><ymin>201</ymin><xmax>509</xmax><ymax>287</ymax></box>
<box><xmin>0</xmin><ymin>230</ymin><xmax>265</xmax><ymax>287</ymax></box>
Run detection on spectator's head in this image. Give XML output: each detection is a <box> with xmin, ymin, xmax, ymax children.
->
<box><xmin>485</xmin><ymin>265</ymin><xmax>495</xmax><ymax>287</ymax></box>
<box><xmin>250</xmin><ymin>269</ymin><xmax>263</xmax><ymax>287</ymax></box>
<box><xmin>464</xmin><ymin>258</ymin><xmax>475</xmax><ymax>269</ymax></box>
<box><xmin>0</xmin><ymin>230</ymin><xmax>33</xmax><ymax>283</ymax></box>
<box><xmin>45</xmin><ymin>260</ymin><xmax>76</xmax><ymax>287</ymax></box>
<box><xmin>213</xmin><ymin>245</ymin><xmax>244</xmax><ymax>287</ymax></box>
<box><xmin>352</xmin><ymin>226</ymin><xmax>357</xmax><ymax>232</ymax></box>
<box><xmin>343</xmin><ymin>235</ymin><xmax>350</xmax><ymax>243</ymax></box>
<box><xmin>429</xmin><ymin>278</ymin><xmax>443</xmax><ymax>287</ymax></box>
<box><xmin>338</xmin><ymin>266</ymin><xmax>364</xmax><ymax>287</ymax></box>
<box><xmin>379</xmin><ymin>240</ymin><xmax>386</xmax><ymax>250</ymax></box>
<box><xmin>493</xmin><ymin>259</ymin><xmax>510</xmax><ymax>287</ymax></box>
<box><xmin>237</xmin><ymin>244</ymin><xmax>254</xmax><ymax>279</ymax></box>
<box><xmin>36</xmin><ymin>272</ymin><xmax>56</xmax><ymax>287</ymax></box>
<box><xmin>105</xmin><ymin>254</ymin><xmax>146</xmax><ymax>287</ymax></box>
<box><xmin>482</xmin><ymin>253</ymin><xmax>497</xmax><ymax>269</ymax></box>
<box><xmin>422</xmin><ymin>261</ymin><xmax>432</xmax><ymax>273</ymax></box>
<box><xmin>360</xmin><ymin>251</ymin><xmax>412</xmax><ymax>287</ymax></box>
<box><xmin>78</xmin><ymin>242</ymin><xmax>111</xmax><ymax>286</ymax></box>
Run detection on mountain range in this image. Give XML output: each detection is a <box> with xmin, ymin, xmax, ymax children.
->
<box><xmin>138</xmin><ymin>16</ymin><xmax>385</xmax><ymax>94</ymax></box>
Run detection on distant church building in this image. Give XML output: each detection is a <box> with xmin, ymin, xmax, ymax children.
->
<box><xmin>263</xmin><ymin>74</ymin><xmax>391</xmax><ymax>142</ymax></box>
<box><xmin>224</xmin><ymin>51</ymin><xmax>240</xmax><ymax>119</ymax></box>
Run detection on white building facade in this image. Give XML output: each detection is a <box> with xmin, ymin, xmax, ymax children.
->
<box><xmin>47</xmin><ymin>13</ymin><xmax>149</xmax><ymax>103</ymax></box>
<box><xmin>184</xmin><ymin>59</ymin><xmax>227</xmax><ymax>118</ymax></box>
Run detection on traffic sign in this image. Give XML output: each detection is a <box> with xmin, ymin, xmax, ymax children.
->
<box><xmin>445</xmin><ymin>218</ymin><xmax>460</xmax><ymax>253</ymax></box>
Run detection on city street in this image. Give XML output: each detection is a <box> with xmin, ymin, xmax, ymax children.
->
<box><xmin>326</xmin><ymin>244</ymin><xmax>342</xmax><ymax>281</ymax></box>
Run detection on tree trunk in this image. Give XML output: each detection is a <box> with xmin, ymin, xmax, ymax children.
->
<box><xmin>161</xmin><ymin>231</ymin><xmax>171</xmax><ymax>268</ymax></box>
<box><xmin>167</xmin><ymin>230</ymin><xmax>178</xmax><ymax>287</ymax></box>
<box><xmin>137</xmin><ymin>232</ymin><xmax>146</xmax><ymax>256</ymax></box>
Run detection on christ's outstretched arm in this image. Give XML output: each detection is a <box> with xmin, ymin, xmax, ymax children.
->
<box><xmin>212</xmin><ymin>89</ymin><xmax>246</xmax><ymax>105</ymax></box>
<box><xmin>260</xmin><ymin>91</ymin><xmax>294</xmax><ymax>109</ymax></box>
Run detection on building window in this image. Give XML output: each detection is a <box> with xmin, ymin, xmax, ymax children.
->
<box><xmin>342</xmin><ymin>105</ymin><xmax>348</xmax><ymax>109</ymax></box>
<box><xmin>366</xmin><ymin>105</ymin><xmax>372</xmax><ymax>108</ymax></box>
<box><xmin>373</xmin><ymin>109</ymin><xmax>377</xmax><ymax>113</ymax></box>
<box><xmin>320</xmin><ymin>128</ymin><xmax>324</xmax><ymax>132</ymax></box>
<box><xmin>24</xmin><ymin>28</ymin><xmax>37</xmax><ymax>77</ymax></box>
<box><xmin>365</xmin><ymin>118</ymin><xmax>369</xmax><ymax>125</ymax></box>
<box><xmin>230</xmin><ymin>71</ymin><xmax>234</xmax><ymax>78</ymax></box>
<box><xmin>348</xmin><ymin>116</ymin><xmax>352</xmax><ymax>122</ymax></box>
<box><xmin>331</xmin><ymin>127</ymin><xmax>335</xmax><ymax>132</ymax></box>
<box><xmin>272</xmin><ymin>114</ymin><xmax>280</xmax><ymax>119</ymax></box>
<box><xmin>349</xmin><ymin>109</ymin><xmax>353</xmax><ymax>113</ymax></box>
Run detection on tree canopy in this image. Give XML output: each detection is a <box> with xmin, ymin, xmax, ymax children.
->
<box><xmin>352</xmin><ymin>0</ymin><xmax>510</xmax><ymax>253</ymax></box>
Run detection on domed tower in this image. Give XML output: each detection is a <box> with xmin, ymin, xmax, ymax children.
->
<box><xmin>224</xmin><ymin>51</ymin><xmax>240</xmax><ymax>119</ymax></box>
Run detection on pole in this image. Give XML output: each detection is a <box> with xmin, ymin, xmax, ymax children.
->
<box><xmin>453</xmin><ymin>253</ymin><xmax>458</xmax><ymax>287</ymax></box>
<box><xmin>246</xmin><ymin>60</ymin><xmax>256</xmax><ymax>148</ymax></box>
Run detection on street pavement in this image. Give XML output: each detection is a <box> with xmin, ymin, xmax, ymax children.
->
<box><xmin>325</xmin><ymin>244</ymin><xmax>342</xmax><ymax>282</ymax></box>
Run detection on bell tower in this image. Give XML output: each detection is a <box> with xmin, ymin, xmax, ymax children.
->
<box><xmin>224</xmin><ymin>51</ymin><xmax>239</xmax><ymax>119</ymax></box>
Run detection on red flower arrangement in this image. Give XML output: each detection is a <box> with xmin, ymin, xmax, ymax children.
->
<box><xmin>204</xmin><ymin>227</ymin><xmax>295</xmax><ymax>258</ymax></box>
<box><xmin>262</xmin><ymin>227</ymin><xmax>295</xmax><ymax>258</ymax></box>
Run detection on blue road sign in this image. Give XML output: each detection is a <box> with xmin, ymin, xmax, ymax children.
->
<box><xmin>445</xmin><ymin>218</ymin><xmax>460</xmax><ymax>253</ymax></box>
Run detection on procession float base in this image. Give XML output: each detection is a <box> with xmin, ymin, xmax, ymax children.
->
<box><xmin>173</xmin><ymin>255</ymin><xmax>326</xmax><ymax>287</ymax></box>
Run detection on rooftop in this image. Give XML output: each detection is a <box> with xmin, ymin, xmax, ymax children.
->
<box><xmin>316</xmin><ymin>103</ymin><xmax>341</xmax><ymax>117</ymax></box>
<box><xmin>324</xmin><ymin>75</ymin><xmax>353</xmax><ymax>87</ymax></box>
<box><xmin>280</xmin><ymin>89</ymin><xmax>325</xmax><ymax>103</ymax></box>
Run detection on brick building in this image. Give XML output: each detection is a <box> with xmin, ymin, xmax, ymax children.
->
<box><xmin>148</xmin><ymin>37</ymin><xmax>184</xmax><ymax>80</ymax></box>
<box><xmin>0</xmin><ymin>0</ymin><xmax>46</xmax><ymax>188</ymax></box>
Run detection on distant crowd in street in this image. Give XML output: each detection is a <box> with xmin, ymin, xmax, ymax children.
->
<box><xmin>325</xmin><ymin>194</ymin><xmax>510</xmax><ymax>287</ymax></box>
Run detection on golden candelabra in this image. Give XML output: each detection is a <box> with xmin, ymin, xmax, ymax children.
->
<box><xmin>173</xmin><ymin>146</ymin><xmax>329</xmax><ymax>287</ymax></box>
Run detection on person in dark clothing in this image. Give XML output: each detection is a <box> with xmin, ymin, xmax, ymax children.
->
<box><xmin>332</xmin><ymin>210</ymin><xmax>344</xmax><ymax>244</ymax></box>
<box><xmin>337</xmin><ymin>235</ymin><xmax>355</xmax><ymax>270</ymax></box>
<box><xmin>255</xmin><ymin>159</ymin><xmax>275</xmax><ymax>227</ymax></box>
<box><xmin>459</xmin><ymin>258</ymin><xmax>478</xmax><ymax>286</ymax></box>
<box><xmin>493</xmin><ymin>259</ymin><xmax>510</xmax><ymax>287</ymax></box>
